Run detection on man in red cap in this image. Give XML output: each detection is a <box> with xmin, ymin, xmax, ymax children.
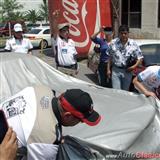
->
<box><xmin>52</xmin><ymin>87</ymin><xmax>101</xmax><ymax>127</ymax></box>
<box><xmin>0</xmin><ymin>85</ymin><xmax>101</xmax><ymax>159</ymax></box>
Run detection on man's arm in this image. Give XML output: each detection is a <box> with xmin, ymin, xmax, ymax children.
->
<box><xmin>127</xmin><ymin>58</ymin><xmax>143</xmax><ymax>72</ymax></box>
<box><xmin>28</xmin><ymin>49</ymin><xmax>33</xmax><ymax>55</ymax></box>
<box><xmin>52</xmin><ymin>10</ymin><xmax>60</xmax><ymax>40</ymax></box>
<box><xmin>90</xmin><ymin>27</ymin><xmax>103</xmax><ymax>40</ymax></box>
<box><xmin>27</xmin><ymin>39</ymin><xmax>33</xmax><ymax>54</ymax></box>
<box><xmin>0</xmin><ymin>127</ymin><xmax>18</xmax><ymax>160</ymax></box>
<box><xmin>133</xmin><ymin>76</ymin><xmax>157</xmax><ymax>98</ymax></box>
<box><xmin>107</xmin><ymin>57</ymin><xmax>112</xmax><ymax>78</ymax></box>
<box><xmin>4</xmin><ymin>39</ymin><xmax>11</xmax><ymax>52</ymax></box>
<box><xmin>127</xmin><ymin>41</ymin><xmax>143</xmax><ymax>71</ymax></box>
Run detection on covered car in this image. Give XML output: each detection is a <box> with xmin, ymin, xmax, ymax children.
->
<box><xmin>0</xmin><ymin>53</ymin><xmax>160</xmax><ymax>159</ymax></box>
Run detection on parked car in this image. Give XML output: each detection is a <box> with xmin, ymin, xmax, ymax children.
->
<box><xmin>88</xmin><ymin>39</ymin><xmax>160</xmax><ymax>90</ymax></box>
<box><xmin>24</xmin><ymin>26</ymin><xmax>51</xmax><ymax>49</ymax></box>
<box><xmin>26</xmin><ymin>23</ymin><xmax>50</xmax><ymax>31</ymax></box>
<box><xmin>0</xmin><ymin>21</ymin><xmax>26</xmax><ymax>37</ymax></box>
<box><xmin>135</xmin><ymin>39</ymin><xmax>160</xmax><ymax>66</ymax></box>
<box><xmin>26</xmin><ymin>23</ymin><xmax>41</xmax><ymax>31</ymax></box>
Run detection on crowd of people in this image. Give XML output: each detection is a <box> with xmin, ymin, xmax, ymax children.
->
<box><xmin>0</xmin><ymin>9</ymin><xmax>160</xmax><ymax>160</ymax></box>
<box><xmin>91</xmin><ymin>24</ymin><xmax>160</xmax><ymax>100</ymax></box>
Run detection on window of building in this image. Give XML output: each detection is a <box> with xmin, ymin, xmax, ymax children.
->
<box><xmin>158</xmin><ymin>0</ymin><xmax>160</xmax><ymax>27</ymax></box>
<box><xmin>121</xmin><ymin>0</ymin><xmax>141</xmax><ymax>28</ymax></box>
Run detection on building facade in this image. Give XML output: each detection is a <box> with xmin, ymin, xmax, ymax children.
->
<box><xmin>112</xmin><ymin>0</ymin><xmax>160</xmax><ymax>39</ymax></box>
<box><xmin>125</xmin><ymin>0</ymin><xmax>160</xmax><ymax>39</ymax></box>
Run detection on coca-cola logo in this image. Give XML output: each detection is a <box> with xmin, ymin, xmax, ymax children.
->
<box><xmin>62</xmin><ymin>0</ymin><xmax>90</xmax><ymax>47</ymax></box>
<box><xmin>48</xmin><ymin>0</ymin><xmax>111</xmax><ymax>55</ymax></box>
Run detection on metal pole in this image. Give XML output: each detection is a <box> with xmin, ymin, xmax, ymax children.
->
<box><xmin>8</xmin><ymin>22</ymin><xmax>11</xmax><ymax>37</ymax></box>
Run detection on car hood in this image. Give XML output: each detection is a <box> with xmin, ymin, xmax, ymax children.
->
<box><xmin>0</xmin><ymin>53</ymin><xmax>160</xmax><ymax>154</ymax></box>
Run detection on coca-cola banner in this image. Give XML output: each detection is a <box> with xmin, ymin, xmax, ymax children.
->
<box><xmin>48</xmin><ymin>0</ymin><xmax>112</xmax><ymax>57</ymax></box>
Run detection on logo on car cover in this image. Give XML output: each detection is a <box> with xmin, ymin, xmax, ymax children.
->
<box><xmin>40</xmin><ymin>96</ymin><xmax>50</xmax><ymax>109</ymax></box>
<box><xmin>2</xmin><ymin>96</ymin><xmax>26</xmax><ymax>118</ymax></box>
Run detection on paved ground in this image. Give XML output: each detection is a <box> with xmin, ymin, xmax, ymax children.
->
<box><xmin>32</xmin><ymin>48</ymin><xmax>99</xmax><ymax>85</ymax></box>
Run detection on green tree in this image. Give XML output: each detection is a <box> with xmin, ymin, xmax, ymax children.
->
<box><xmin>0</xmin><ymin>0</ymin><xmax>24</xmax><ymax>22</ymax></box>
<box><xmin>10</xmin><ymin>12</ymin><xmax>25</xmax><ymax>21</ymax></box>
<box><xmin>39</xmin><ymin>0</ymin><xmax>49</xmax><ymax>23</ymax></box>
<box><xmin>25</xmin><ymin>9</ymin><xmax>42</xmax><ymax>24</ymax></box>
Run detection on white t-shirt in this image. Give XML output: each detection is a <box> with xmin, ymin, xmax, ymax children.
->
<box><xmin>53</xmin><ymin>36</ymin><xmax>78</xmax><ymax>66</ymax></box>
<box><xmin>137</xmin><ymin>66</ymin><xmax>160</xmax><ymax>91</ymax></box>
<box><xmin>5</xmin><ymin>37</ymin><xmax>33</xmax><ymax>54</ymax></box>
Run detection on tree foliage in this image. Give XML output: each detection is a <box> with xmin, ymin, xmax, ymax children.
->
<box><xmin>39</xmin><ymin>0</ymin><xmax>49</xmax><ymax>23</ymax></box>
<box><xmin>0</xmin><ymin>0</ymin><xmax>24</xmax><ymax>22</ymax></box>
<box><xmin>0</xmin><ymin>0</ymin><xmax>49</xmax><ymax>24</ymax></box>
<box><xmin>24</xmin><ymin>9</ymin><xmax>42</xmax><ymax>24</ymax></box>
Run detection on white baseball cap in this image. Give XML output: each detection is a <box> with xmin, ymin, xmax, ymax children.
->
<box><xmin>58</xmin><ymin>22</ymin><xmax>70</xmax><ymax>30</ymax></box>
<box><xmin>14</xmin><ymin>23</ymin><xmax>23</xmax><ymax>32</ymax></box>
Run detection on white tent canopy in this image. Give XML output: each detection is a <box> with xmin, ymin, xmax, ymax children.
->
<box><xmin>0</xmin><ymin>53</ymin><xmax>160</xmax><ymax>156</ymax></box>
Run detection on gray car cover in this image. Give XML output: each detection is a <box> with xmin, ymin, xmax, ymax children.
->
<box><xmin>0</xmin><ymin>53</ymin><xmax>160</xmax><ymax>159</ymax></box>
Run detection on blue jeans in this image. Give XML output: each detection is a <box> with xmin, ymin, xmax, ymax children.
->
<box><xmin>112</xmin><ymin>66</ymin><xmax>132</xmax><ymax>91</ymax></box>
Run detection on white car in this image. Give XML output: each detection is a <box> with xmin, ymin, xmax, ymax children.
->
<box><xmin>134</xmin><ymin>39</ymin><xmax>160</xmax><ymax>66</ymax></box>
<box><xmin>24</xmin><ymin>27</ymin><xmax>51</xmax><ymax>49</ymax></box>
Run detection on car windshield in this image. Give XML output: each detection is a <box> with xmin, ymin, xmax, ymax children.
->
<box><xmin>27</xmin><ymin>29</ymin><xmax>42</xmax><ymax>34</ymax></box>
<box><xmin>42</xmin><ymin>24</ymin><xmax>49</xmax><ymax>26</ymax></box>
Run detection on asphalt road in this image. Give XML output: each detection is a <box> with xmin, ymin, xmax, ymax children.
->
<box><xmin>32</xmin><ymin>48</ymin><xmax>99</xmax><ymax>85</ymax></box>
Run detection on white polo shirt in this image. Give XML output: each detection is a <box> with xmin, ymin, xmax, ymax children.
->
<box><xmin>137</xmin><ymin>66</ymin><xmax>160</xmax><ymax>91</ymax></box>
<box><xmin>5</xmin><ymin>37</ymin><xmax>33</xmax><ymax>54</ymax></box>
<box><xmin>53</xmin><ymin>36</ymin><xmax>78</xmax><ymax>66</ymax></box>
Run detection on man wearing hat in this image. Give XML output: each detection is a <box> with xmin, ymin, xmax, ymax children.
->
<box><xmin>0</xmin><ymin>85</ymin><xmax>101</xmax><ymax>159</ymax></box>
<box><xmin>91</xmin><ymin>26</ymin><xmax>113</xmax><ymax>88</ymax></box>
<box><xmin>4</xmin><ymin>23</ymin><xmax>33</xmax><ymax>54</ymax></box>
<box><xmin>133</xmin><ymin>65</ymin><xmax>160</xmax><ymax>99</ymax></box>
<box><xmin>51</xmin><ymin>10</ymin><xmax>78</xmax><ymax>76</ymax></box>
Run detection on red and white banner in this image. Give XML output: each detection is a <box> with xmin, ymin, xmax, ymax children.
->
<box><xmin>48</xmin><ymin>0</ymin><xmax>112</xmax><ymax>57</ymax></box>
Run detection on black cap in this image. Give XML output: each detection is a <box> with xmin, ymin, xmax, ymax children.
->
<box><xmin>103</xmin><ymin>27</ymin><xmax>113</xmax><ymax>34</ymax></box>
<box><xmin>52</xmin><ymin>89</ymin><xmax>101</xmax><ymax>126</ymax></box>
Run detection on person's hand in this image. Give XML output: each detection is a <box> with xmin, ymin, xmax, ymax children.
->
<box><xmin>100</xmin><ymin>26</ymin><xmax>105</xmax><ymax>32</ymax></box>
<box><xmin>52</xmin><ymin>10</ymin><xmax>60</xmax><ymax>19</ymax></box>
<box><xmin>107</xmin><ymin>69</ymin><xmax>111</xmax><ymax>78</ymax></box>
<box><xmin>127</xmin><ymin>66</ymin><xmax>135</xmax><ymax>72</ymax></box>
<box><xmin>144</xmin><ymin>90</ymin><xmax>157</xmax><ymax>98</ymax></box>
<box><xmin>0</xmin><ymin>127</ymin><xmax>18</xmax><ymax>160</ymax></box>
